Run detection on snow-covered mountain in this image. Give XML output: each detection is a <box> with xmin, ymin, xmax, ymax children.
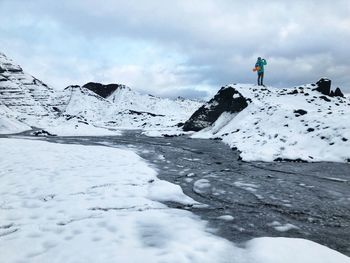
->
<box><xmin>0</xmin><ymin>52</ymin><xmax>201</xmax><ymax>135</ymax></box>
<box><xmin>188</xmin><ymin>81</ymin><xmax>350</xmax><ymax>163</ymax></box>
<box><xmin>0</xmin><ymin>53</ymin><xmax>64</xmax><ymax>121</ymax></box>
<box><xmin>64</xmin><ymin>82</ymin><xmax>202</xmax><ymax>131</ymax></box>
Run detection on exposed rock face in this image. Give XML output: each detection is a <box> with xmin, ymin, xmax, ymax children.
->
<box><xmin>333</xmin><ymin>87</ymin><xmax>344</xmax><ymax>97</ymax></box>
<box><xmin>83</xmin><ymin>82</ymin><xmax>128</xmax><ymax>98</ymax></box>
<box><xmin>315</xmin><ymin>78</ymin><xmax>331</xmax><ymax>96</ymax></box>
<box><xmin>183</xmin><ymin>86</ymin><xmax>248</xmax><ymax>132</ymax></box>
<box><xmin>313</xmin><ymin>78</ymin><xmax>344</xmax><ymax>98</ymax></box>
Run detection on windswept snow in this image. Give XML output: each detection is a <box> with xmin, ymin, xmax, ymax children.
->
<box><xmin>193</xmin><ymin>84</ymin><xmax>350</xmax><ymax>162</ymax></box>
<box><xmin>1</xmin><ymin>138</ymin><xmax>349</xmax><ymax>262</ymax></box>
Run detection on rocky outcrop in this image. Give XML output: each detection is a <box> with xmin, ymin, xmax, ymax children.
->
<box><xmin>333</xmin><ymin>87</ymin><xmax>344</xmax><ymax>98</ymax></box>
<box><xmin>183</xmin><ymin>86</ymin><xmax>248</xmax><ymax>131</ymax></box>
<box><xmin>313</xmin><ymin>78</ymin><xmax>344</xmax><ymax>98</ymax></box>
<box><xmin>314</xmin><ymin>78</ymin><xmax>331</xmax><ymax>96</ymax></box>
<box><xmin>83</xmin><ymin>82</ymin><xmax>128</xmax><ymax>98</ymax></box>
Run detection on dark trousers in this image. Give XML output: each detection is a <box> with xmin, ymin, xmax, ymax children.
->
<box><xmin>257</xmin><ymin>72</ymin><xmax>264</xmax><ymax>86</ymax></box>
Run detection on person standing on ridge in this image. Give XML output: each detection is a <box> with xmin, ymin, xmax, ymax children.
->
<box><xmin>253</xmin><ymin>57</ymin><xmax>267</xmax><ymax>86</ymax></box>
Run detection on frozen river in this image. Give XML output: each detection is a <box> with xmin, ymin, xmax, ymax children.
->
<box><xmin>4</xmin><ymin>130</ymin><xmax>350</xmax><ymax>256</ymax></box>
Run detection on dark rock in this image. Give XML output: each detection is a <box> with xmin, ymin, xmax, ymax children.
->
<box><xmin>32</xmin><ymin>130</ymin><xmax>57</xmax><ymax>137</ymax></box>
<box><xmin>183</xmin><ymin>86</ymin><xmax>248</xmax><ymax>131</ymax></box>
<box><xmin>0</xmin><ymin>66</ymin><xmax>5</xmax><ymax>73</ymax></box>
<box><xmin>288</xmin><ymin>89</ymin><xmax>298</xmax><ymax>95</ymax></box>
<box><xmin>329</xmin><ymin>90</ymin><xmax>335</xmax><ymax>97</ymax></box>
<box><xmin>7</xmin><ymin>67</ymin><xmax>23</xmax><ymax>73</ymax></box>
<box><xmin>128</xmin><ymin>109</ymin><xmax>165</xmax><ymax>117</ymax></box>
<box><xmin>342</xmin><ymin>138</ymin><xmax>348</xmax><ymax>142</ymax></box>
<box><xmin>163</xmin><ymin>134</ymin><xmax>183</xmax><ymax>138</ymax></box>
<box><xmin>274</xmin><ymin>157</ymin><xmax>308</xmax><ymax>163</ymax></box>
<box><xmin>83</xmin><ymin>82</ymin><xmax>127</xmax><ymax>98</ymax></box>
<box><xmin>52</xmin><ymin>106</ymin><xmax>61</xmax><ymax>113</ymax></box>
<box><xmin>294</xmin><ymin>109</ymin><xmax>308</xmax><ymax>116</ymax></box>
<box><xmin>319</xmin><ymin>96</ymin><xmax>331</xmax><ymax>102</ymax></box>
<box><xmin>307</xmin><ymin>128</ymin><xmax>315</xmax><ymax>132</ymax></box>
<box><xmin>334</xmin><ymin>87</ymin><xmax>344</xmax><ymax>97</ymax></box>
<box><xmin>314</xmin><ymin>78</ymin><xmax>331</xmax><ymax>96</ymax></box>
<box><xmin>176</xmin><ymin>122</ymin><xmax>184</xmax><ymax>127</ymax></box>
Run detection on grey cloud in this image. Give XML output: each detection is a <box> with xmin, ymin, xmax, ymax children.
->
<box><xmin>1</xmin><ymin>0</ymin><xmax>350</xmax><ymax>95</ymax></box>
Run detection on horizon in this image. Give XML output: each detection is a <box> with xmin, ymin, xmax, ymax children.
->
<box><xmin>1</xmin><ymin>0</ymin><xmax>349</xmax><ymax>99</ymax></box>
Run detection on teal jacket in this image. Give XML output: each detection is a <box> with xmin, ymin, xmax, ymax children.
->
<box><xmin>255</xmin><ymin>59</ymin><xmax>267</xmax><ymax>73</ymax></box>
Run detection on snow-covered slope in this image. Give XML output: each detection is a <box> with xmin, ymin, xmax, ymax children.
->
<box><xmin>192</xmin><ymin>83</ymin><xmax>350</xmax><ymax>163</ymax></box>
<box><xmin>0</xmin><ymin>103</ymin><xmax>31</xmax><ymax>134</ymax></box>
<box><xmin>62</xmin><ymin>83</ymin><xmax>202</xmax><ymax>132</ymax></box>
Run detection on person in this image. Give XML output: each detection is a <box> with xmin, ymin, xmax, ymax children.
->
<box><xmin>254</xmin><ymin>57</ymin><xmax>267</xmax><ymax>86</ymax></box>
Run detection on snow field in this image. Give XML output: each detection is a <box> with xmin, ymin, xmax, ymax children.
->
<box><xmin>1</xmin><ymin>138</ymin><xmax>349</xmax><ymax>262</ymax></box>
<box><xmin>0</xmin><ymin>138</ymin><xmax>236</xmax><ymax>263</ymax></box>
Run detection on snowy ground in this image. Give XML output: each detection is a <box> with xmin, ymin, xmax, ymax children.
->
<box><xmin>193</xmin><ymin>84</ymin><xmax>350</xmax><ymax>162</ymax></box>
<box><xmin>1</xmin><ymin>138</ymin><xmax>349</xmax><ymax>263</ymax></box>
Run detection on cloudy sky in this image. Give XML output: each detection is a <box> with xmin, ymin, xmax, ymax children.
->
<box><xmin>1</xmin><ymin>0</ymin><xmax>349</xmax><ymax>98</ymax></box>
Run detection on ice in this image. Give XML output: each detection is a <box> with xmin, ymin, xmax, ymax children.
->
<box><xmin>268</xmin><ymin>221</ymin><xmax>299</xmax><ymax>232</ymax></box>
<box><xmin>217</xmin><ymin>215</ymin><xmax>234</xmax><ymax>221</ymax></box>
<box><xmin>193</xmin><ymin>179</ymin><xmax>211</xmax><ymax>194</ymax></box>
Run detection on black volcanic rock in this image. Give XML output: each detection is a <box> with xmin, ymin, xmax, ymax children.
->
<box><xmin>294</xmin><ymin>109</ymin><xmax>308</xmax><ymax>116</ymax></box>
<box><xmin>319</xmin><ymin>96</ymin><xmax>331</xmax><ymax>102</ymax></box>
<box><xmin>83</xmin><ymin>82</ymin><xmax>126</xmax><ymax>98</ymax></box>
<box><xmin>312</xmin><ymin>78</ymin><xmax>344</xmax><ymax>98</ymax></box>
<box><xmin>314</xmin><ymin>78</ymin><xmax>331</xmax><ymax>96</ymax></box>
<box><xmin>334</xmin><ymin>87</ymin><xmax>344</xmax><ymax>97</ymax></box>
<box><xmin>183</xmin><ymin>86</ymin><xmax>248</xmax><ymax>132</ymax></box>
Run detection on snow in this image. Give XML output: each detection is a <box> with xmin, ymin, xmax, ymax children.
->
<box><xmin>0</xmin><ymin>103</ymin><xmax>31</xmax><ymax>134</ymax></box>
<box><xmin>60</xmin><ymin>86</ymin><xmax>201</xmax><ymax>135</ymax></box>
<box><xmin>1</xmin><ymin>137</ymin><xmax>349</xmax><ymax>262</ymax></box>
<box><xmin>0</xmin><ymin>115</ymin><xmax>31</xmax><ymax>134</ymax></box>
<box><xmin>0</xmin><ymin>138</ymin><xmax>235</xmax><ymax>263</ymax></box>
<box><xmin>244</xmin><ymin>237</ymin><xmax>350</xmax><ymax>263</ymax></box>
<box><xmin>193</xmin><ymin>84</ymin><xmax>350</xmax><ymax>163</ymax></box>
